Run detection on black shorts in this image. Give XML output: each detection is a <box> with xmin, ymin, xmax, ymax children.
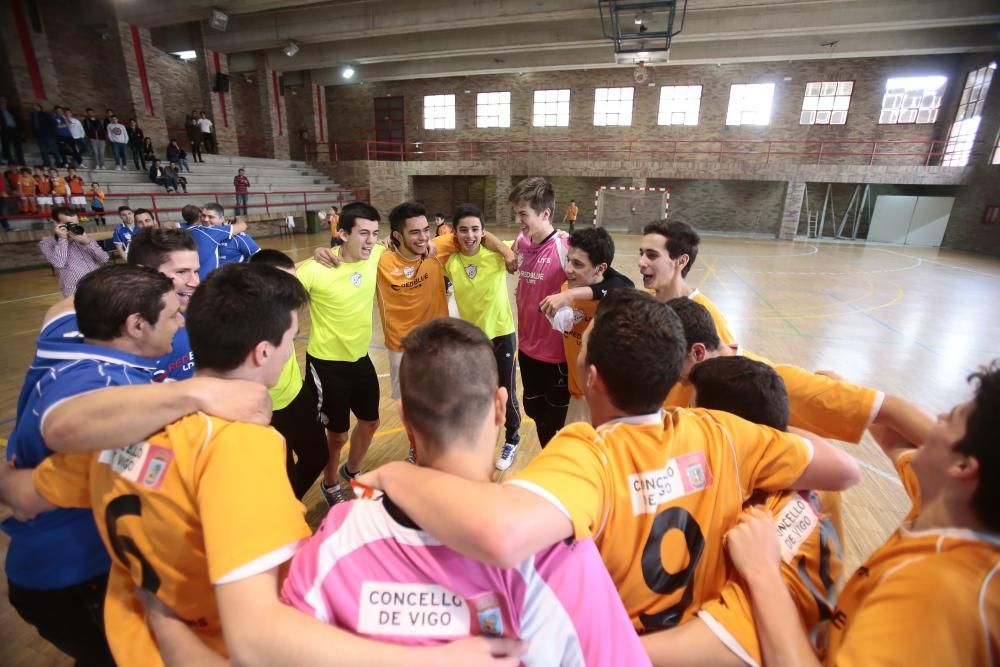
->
<box><xmin>305</xmin><ymin>353</ymin><xmax>380</xmax><ymax>433</ymax></box>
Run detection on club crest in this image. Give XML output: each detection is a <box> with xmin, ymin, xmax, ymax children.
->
<box><xmin>572</xmin><ymin>308</ymin><xmax>585</xmax><ymax>324</ymax></box>
<box><xmin>351</xmin><ymin>272</ymin><xmax>362</xmax><ymax>287</ymax></box>
<box><xmin>404</xmin><ymin>266</ymin><xmax>416</xmax><ymax>279</ymax></box>
<box><xmin>465</xmin><ymin>264</ymin><xmax>478</xmax><ymax>279</ymax></box>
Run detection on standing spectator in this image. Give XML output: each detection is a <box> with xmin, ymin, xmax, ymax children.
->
<box><xmin>186</xmin><ymin>112</ymin><xmax>203</xmax><ymax>163</ymax></box>
<box><xmin>83</xmin><ymin>108</ymin><xmax>106</xmax><ymax>169</ymax></box>
<box><xmin>105</xmin><ymin>115</ymin><xmax>129</xmax><ymax>170</ymax></box>
<box><xmin>0</xmin><ymin>97</ymin><xmax>26</xmax><ymax>166</ymax></box>
<box><xmin>4</xmin><ymin>162</ymin><xmax>19</xmax><ymax>218</ymax></box>
<box><xmin>53</xmin><ymin>107</ymin><xmax>81</xmax><ymax>167</ymax></box>
<box><xmin>102</xmin><ymin>108</ymin><xmax>115</xmax><ymax>134</ymax></box>
<box><xmin>127</xmin><ymin>119</ymin><xmax>146</xmax><ymax>171</ymax></box>
<box><xmin>66</xmin><ymin>109</ymin><xmax>87</xmax><ymax>165</ymax></box>
<box><xmin>563</xmin><ymin>199</ymin><xmax>578</xmax><ymax>233</ymax></box>
<box><xmin>233</xmin><ymin>168</ymin><xmax>250</xmax><ymax>215</ymax></box>
<box><xmin>142</xmin><ymin>136</ymin><xmax>156</xmax><ymax>164</ymax></box>
<box><xmin>38</xmin><ymin>206</ymin><xmax>108</xmax><ymax>295</ymax></box>
<box><xmin>88</xmin><ymin>182</ymin><xmax>106</xmax><ymax>225</ymax></box>
<box><xmin>198</xmin><ymin>111</ymin><xmax>215</xmax><ymax>154</ymax></box>
<box><xmin>30</xmin><ymin>103</ymin><xmax>61</xmax><ymax>168</ymax></box>
<box><xmin>148</xmin><ymin>159</ymin><xmax>178</xmax><ymax>193</ymax></box>
<box><xmin>167</xmin><ymin>163</ymin><xmax>187</xmax><ymax>193</ymax></box>
<box><xmin>165</xmin><ymin>140</ymin><xmax>190</xmax><ymax>172</ymax></box>
<box><xmin>67</xmin><ymin>168</ymin><xmax>86</xmax><ymax>215</ymax></box>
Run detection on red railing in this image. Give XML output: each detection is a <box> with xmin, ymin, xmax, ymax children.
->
<box><xmin>305</xmin><ymin>138</ymin><xmax>979</xmax><ymax>167</ymax></box>
<box><xmin>0</xmin><ymin>188</ymin><xmax>370</xmax><ymax>231</ymax></box>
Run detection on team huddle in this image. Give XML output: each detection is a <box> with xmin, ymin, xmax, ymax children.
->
<box><xmin>1</xmin><ymin>177</ymin><xmax>997</xmax><ymax>666</ymax></box>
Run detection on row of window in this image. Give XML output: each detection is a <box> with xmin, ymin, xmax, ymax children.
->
<box><xmin>425</xmin><ymin>76</ymin><xmax>950</xmax><ymax>130</ymax></box>
<box><xmin>422</xmin><ymin>65</ymin><xmax>997</xmax><ymax>167</ymax></box>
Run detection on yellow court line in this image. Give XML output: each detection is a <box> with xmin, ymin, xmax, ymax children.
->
<box><xmin>737</xmin><ymin>284</ymin><xmax>905</xmax><ymax>322</ymax></box>
<box><xmin>733</xmin><ymin>270</ymin><xmax>879</xmax><ymax>318</ymax></box>
<box><xmin>694</xmin><ymin>257</ymin><xmax>727</xmax><ymax>293</ymax></box>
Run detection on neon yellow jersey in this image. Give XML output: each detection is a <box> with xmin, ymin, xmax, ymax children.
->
<box><xmin>297</xmin><ymin>244</ymin><xmax>384</xmax><ymax>362</ymax></box>
<box><xmin>444</xmin><ymin>244</ymin><xmax>515</xmax><ymax>340</ymax></box>
<box><xmin>268</xmin><ymin>353</ymin><xmax>302</xmax><ymax>411</ymax></box>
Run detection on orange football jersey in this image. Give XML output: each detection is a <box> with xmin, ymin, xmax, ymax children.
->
<box><xmin>560</xmin><ymin>282</ymin><xmax>599</xmax><ymax>398</ymax></box>
<box><xmin>34</xmin><ymin>413</ymin><xmax>311</xmax><ymax>666</ymax></box>
<box><xmin>510</xmin><ymin>408</ymin><xmax>814</xmax><ymax>631</ymax></box>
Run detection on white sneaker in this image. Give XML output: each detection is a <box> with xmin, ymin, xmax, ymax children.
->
<box><xmin>495</xmin><ymin>443</ymin><xmax>519</xmax><ymax>471</ymax></box>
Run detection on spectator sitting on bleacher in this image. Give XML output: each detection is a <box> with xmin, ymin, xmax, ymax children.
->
<box><xmin>167</xmin><ymin>163</ymin><xmax>187</xmax><ymax>193</ymax></box>
<box><xmin>148</xmin><ymin>159</ymin><xmax>178</xmax><ymax>193</ymax></box>
<box><xmin>39</xmin><ymin>206</ymin><xmax>108</xmax><ymax>295</ymax></box>
<box><xmin>166</xmin><ymin>140</ymin><xmax>191</xmax><ymax>172</ymax></box>
<box><xmin>188</xmin><ymin>202</ymin><xmax>259</xmax><ymax>279</ymax></box>
<box><xmin>48</xmin><ymin>168</ymin><xmax>69</xmax><ymax>208</ymax></box>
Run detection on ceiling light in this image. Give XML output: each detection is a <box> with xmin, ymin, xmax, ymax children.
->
<box><xmin>341</xmin><ymin>65</ymin><xmax>355</xmax><ymax>79</ymax></box>
<box><xmin>208</xmin><ymin>8</ymin><xmax>228</xmax><ymax>32</ymax></box>
<box><xmin>634</xmin><ymin>14</ymin><xmax>643</xmax><ymax>25</ymax></box>
<box><xmin>172</xmin><ymin>50</ymin><xmax>197</xmax><ymax>61</ymax></box>
<box><xmin>284</xmin><ymin>40</ymin><xmax>300</xmax><ymax>57</ymax></box>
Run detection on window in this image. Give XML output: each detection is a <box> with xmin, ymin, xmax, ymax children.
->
<box><xmin>657</xmin><ymin>85</ymin><xmax>701</xmax><ymax>125</ymax></box>
<box><xmin>726</xmin><ymin>83</ymin><xmax>775</xmax><ymax>126</ymax></box>
<box><xmin>532</xmin><ymin>89</ymin><xmax>570</xmax><ymax>127</ymax></box>
<box><xmin>943</xmin><ymin>63</ymin><xmax>995</xmax><ymax>167</ymax></box>
<box><xmin>879</xmin><ymin>76</ymin><xmax>946</xmax><ymax>124</ymax></box>
<box><xmin>476</xmin><ymin>91</ymin><xmax>510</xmax><ymax>128</ymax></box>
<box><xmin>800</xmin><ymin>81</ymin><xmax>853</xmax><ymax>125</ymax></box>
<box><xmin>593</xmin><ymin>87</ymin><xmax>634</xmax><ymax>126</ymax></box>
<box><xmin>423</xmin><ymin>94</ymin><xmax>455</xmax><ymax>130</ymax></box>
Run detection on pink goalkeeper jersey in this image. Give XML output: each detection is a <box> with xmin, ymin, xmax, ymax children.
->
<box><xmin>515</xmin><ymin>232</ymin><xmax>569</xmax><ymax>363</ymax></box>
<box><xmin>281</xmin><ymin>497</ymin><xmax>650</xmax><ymax>667</ymax></box>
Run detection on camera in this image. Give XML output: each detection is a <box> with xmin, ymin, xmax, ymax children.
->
<box><xmin>66</xmin><ymin>223</ymin><xmax>86</xmax><ymax>235</ymax></box>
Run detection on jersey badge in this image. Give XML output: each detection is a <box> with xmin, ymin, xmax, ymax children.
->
<box><xmin>465</xmin><ymin>264</ymin><xmax>478</xmax><ymax>279</ymax></box>
<box><xmin>404</xmin><ymin>266</ymin><xmax>416</xmax><ymax>279</ymax></box>
<box><xmin>351</xmin><ymin>272</ymin><xmax>362</xmax><ymax>287</ymax></box>
<box><xmin>472</xmin><ymin>593</ymin><xmax>505</xmax><ymax>637</ymax></box>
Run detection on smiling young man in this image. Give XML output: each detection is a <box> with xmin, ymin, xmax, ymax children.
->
<box><xmin>443</xmin><ymin>203</ymin><xmax>522</xmax><ymax>467</ymax></box>
<box><xmin>640</xmin><ymin>219</ymin><xmax>735</xmax><ymax>345</ymax></box>
<box><xmin>725</xmin><ymin>362</ymin><xmax>1000</xmax><ymax>667</ymax></box>
<box><xmin>297</xmin><ymin>202</ymin><xmax>386</xmax><ymax>505</ymax></box>
<box><xmin>506</xmin><ymin>177</ymin><xmax>571</xmax><ymax>463</ymax></box>
<box><xmin>551</xmin><ymin>227</ymin><xmax>634</xmax><ymax>425</ymax></box>
<box><xmin>1</xmin><ymin>265</ymin><xmax>181</xmax><ymax>667</ymax></box>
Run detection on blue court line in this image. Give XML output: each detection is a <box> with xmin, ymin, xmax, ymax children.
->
<box><xmin>825</xmin><ymin>291</ymin><xmax>940</xmax><ymax>357</ymax></box>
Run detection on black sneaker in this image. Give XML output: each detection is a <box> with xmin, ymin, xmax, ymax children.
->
<box><xmin>339</xmin><ymin>464</ymin><xmax>359</xmax><ymax>485</ymax></box>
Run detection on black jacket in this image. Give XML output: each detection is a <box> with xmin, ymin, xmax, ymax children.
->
<box><xmin>128</xmin><ymin>127</ymin><xmax>145</xmax><ymax>148</ymax></box>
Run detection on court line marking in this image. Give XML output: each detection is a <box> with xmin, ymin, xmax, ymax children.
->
<box><xmin>825</xmin><ymin>291</ymin><xmax>939</xmax><ymax>357</ymax></box>
<box><xmin>737</xmin><ymin>256</ymin><xmax>922</xmax><ymax>277</ymax></box>
<box><xmin>857</xmin><ymin>458</ymin><xmax>904</xmax><ymax>487</ymax></box>
<box><xmin>872</xmin><ymin>247</ymin><xmax>1000</xmax><ymax>280</ymax></box>
<box><xmin>734</xmin><ymin>284</ymin><xmax>904</xmax><ymax>323</ymax></box>
<box><xmin>700</xmin><ymin>244</ymin><xmax>819</xmax><ymax>259</ymax></box>
<box><xmin>722</xmin><ymin>258</ymin><xmax>803</xmax><ymax>336</ymax></box>
<box><xmin>0</xmin><ymin>291</ymin><xmax>62</xmax><ymax>305</ymax></box>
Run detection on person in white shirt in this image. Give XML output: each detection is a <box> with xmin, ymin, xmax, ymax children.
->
<box><xmin>66</xmin><ymin>109</ymin><xmax>87</xmax><ymax>165</ymax></box>
<box><xmin>105</xmin><ymin>115</ymin><xmax>129</xmax><ymax>170</ymax></box>
<box><xmin>198</xmin><ymin>112</ymin><xmax>215</xmax><ymax>154</ymax></box>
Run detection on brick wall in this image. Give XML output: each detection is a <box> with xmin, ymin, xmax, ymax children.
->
<box><xmin>412</xmin><ymin>176</ymin><xmax>489</xmax><ymax>221</ymax></box>
<box><xmin>147</xmin><ymin>48</ymin><xmax>202</xmax><ymax>143</ymax></box>
<box><xmin>326</xmin><ymin>54</ymin><xmax>967</xmax><ymax>160</ymax></box>
<box><xmin>285</xmin><ymin>83</ymin><xmax>314</xmax><ymax>160</ymax></box>
<box><xmin>229</xmin><ymin>73</ymin><xmax>265</xmax><ymax>156</ymax></box>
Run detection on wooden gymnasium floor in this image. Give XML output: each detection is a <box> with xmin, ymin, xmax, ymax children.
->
<box><xmin>1</xmin><ymin>229</ymin><xmax>999</xmax><ymax>664</ymax></box>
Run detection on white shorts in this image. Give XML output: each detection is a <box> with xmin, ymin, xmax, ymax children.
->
<box><xmin>70</xmin><ymin>196</ymin><xmax>86</xmax><ymax>206</ymax></box>
<box><xmin>388</xmin><ymin>350</ymin><xmax>403</xmax><ymax>401</ymax></box>
<box><xmin>36</xmin><ymin>196</ymin><xmax>53</xmax><ymax>206</ymax></box>
<box><xmin>565</xmin><ymin>395</ymin><xmax>592</xmax><ymax>426</ymax></box>
<box><xmin>52</xmin><ymin>196</ymin><xmax>66</xmax><ymax>205</ymax></box>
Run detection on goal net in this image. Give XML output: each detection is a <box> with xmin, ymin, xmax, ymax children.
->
<box><xmin>594</xmin><ymin>186</ymin><xmax>670</xmax><ymax>233</ymax></box>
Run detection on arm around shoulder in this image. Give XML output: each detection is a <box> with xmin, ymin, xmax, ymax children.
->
<box><xmin>788</xmin><ymin>428</ymin><xmax>861</xmax><ymax>492</ymax></box>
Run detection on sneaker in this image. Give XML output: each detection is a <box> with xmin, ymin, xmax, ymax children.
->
<box><xmin>406</xmin><ymin>448</ymin><xmax>416</xmax><ymax>464</ymax></box>
<box><xmin>320</xmin><ymin>480</ymin><xmax>348</xmax><ymax>506</ymax></box>
<box><xmin>495</xmin><ymin>443</ymin><xmax>519</xmax><ymax>472</ymax></box>
<box><xmin>339</xmin><ymin>463</ymin><xmax>359</xmax><ymax>485</ymax></box>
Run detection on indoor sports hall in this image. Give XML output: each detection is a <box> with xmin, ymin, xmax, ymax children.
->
<box><xmin>0</xmin><ymin>1</ymin><xmax>998</xmax><ymax>665</ymax></box>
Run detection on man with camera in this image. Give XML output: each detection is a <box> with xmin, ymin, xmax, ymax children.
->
<box><xmin>38</xmin><ymin>206</ymin><xmax>109</xmax><ymax>296</ymax></box>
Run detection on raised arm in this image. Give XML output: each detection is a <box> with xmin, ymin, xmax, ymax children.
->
<box><xmin>725</xmin><ymin>508</ymin><xmax>822</xmax><ymax>667</ymax></box>
<box><xmin>216</xmin><ymin>568</ymin><xmax>524</xmax><ymax>667</ymax></box>
<box><xmin>359</xmin><ymin>461</ymin><xmax>573</xmax><ymax>568</ymax></box>
<box><xmin>482</xmin><ymin>231</ymin><xmax>517</xmax><ymax>273</ymax></box>
<box><xmin>42</xmin><ymin>377</ymin><xmax>272</xmax><ymax>453</ymax></box>
<box><xmin>870</xmin><ymin>395</ymin><xmax>934</xmax><ymax>461</ymax></box>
